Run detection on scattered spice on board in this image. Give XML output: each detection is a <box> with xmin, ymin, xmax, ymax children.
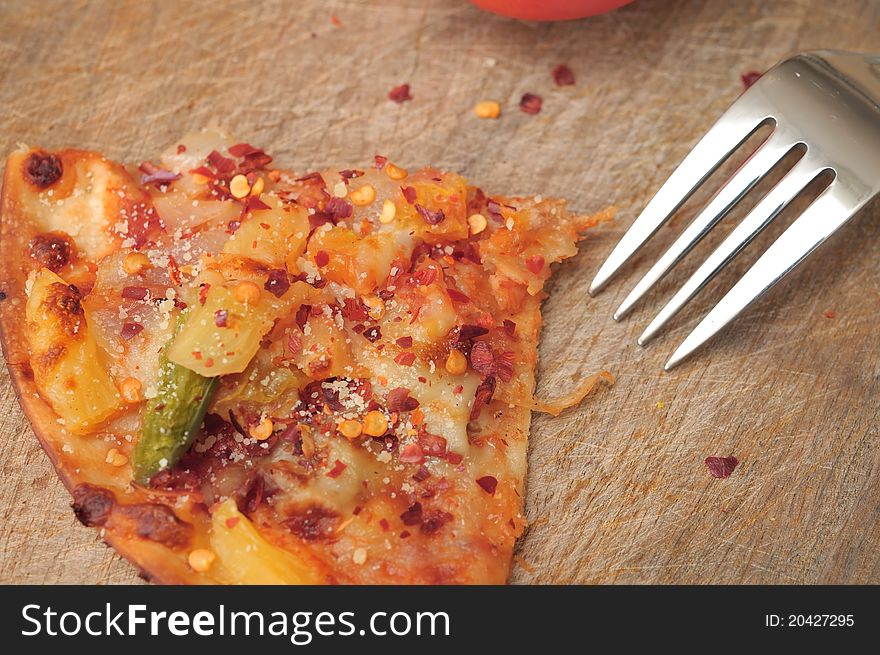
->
<box><xmin>552</xmin><ymin>64</ymin><xmax>575</xmax><ymax>86</ymax></box>
<box><xmin>705</xmin><ymin>456</ymin><xmax>739</xmax><ymax>479</ymax></box>
<box><xmin>519</xmin><ymin>93</ymin><xmax>543</xmax><ymax>115</ymax></box>
<box><xmin>741</xmin><ymin>71</ymin><xmax>762</xmax><ymax>89</ymax></box>
<box><xmin>389</xmin><ymin>83</ymin><xmax>413</xmax><ymax>103</ymax></box>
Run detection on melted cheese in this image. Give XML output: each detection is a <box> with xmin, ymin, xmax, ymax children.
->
<box><xmin>266</xmin><ymin>437</ymin><xmax>379</xmax><ymax>515</ymax></box>
<box><xmin>19</xmin><ymin>153</ymin><xmax>138</xmax><ymax>261</ymax></box>
<box><xmin>354</xmin><ymin>341</ymin><xmax>479</xmax><ymax>456</ymax></box>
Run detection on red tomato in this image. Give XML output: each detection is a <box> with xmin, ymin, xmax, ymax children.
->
<box><xmin>469</xmin><ymin>0</ymin><xmax>634</xmax><ymax>21</ymax></box>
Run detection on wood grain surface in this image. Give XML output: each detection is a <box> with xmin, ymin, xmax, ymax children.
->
<box><xmin>1</xmin><ymin>0</ymin><xmax>878</xmax><ymax>584</ymax></box>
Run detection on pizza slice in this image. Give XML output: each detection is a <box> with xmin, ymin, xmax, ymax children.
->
<box><xmin>0</xmin><ymin>130</ymin><xmax>612</xmax><ymax>584</ymax></box>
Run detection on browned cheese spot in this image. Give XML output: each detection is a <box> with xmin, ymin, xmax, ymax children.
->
<box><xmin>71</xmin><ymin>484</ymin><xmax>115</xmax><ymax>527</ymax></box>
<box><xmin>114</xmin><ymin>503</ymin><xmax>193</xmax><ymax>549</ymax></box>
<box><xmin>29</xmin><ymin>231</ymin><xmax>75</xmax><ymax>272</ymax></box>
<box><xmin>283</xmin><ymin>505</ymin><xmax>339</xmax><ymax>541</ymax></box>
<box><xmin>24</xmin><ymin>151</ymin><xmax>62</xmax><ymax>188</ymax></box>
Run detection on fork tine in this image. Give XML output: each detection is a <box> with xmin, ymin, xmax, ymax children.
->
<box><xmin>589</xmin><ymin>102</ymin><xmax>774</xmax><ymax>295</ymax></box>
<box><xmin>613</xmin><ymin>130</ymin><xmax>800</xmax><ymax>320</ymax></box>
<box><xmin>664</xmin><ymin>179</ymin><xmax>861</xmax><ymax>370</ymax></box>
<box><xmin>638</xmin><ymin>154</ymin><xmax>825</xmax><ymax>346</ymax></box>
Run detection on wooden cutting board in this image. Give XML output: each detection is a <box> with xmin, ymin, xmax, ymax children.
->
<box><xmin>1</xmin><ymin>0</ymin><xmax>878</xmax><ymax>584</ymax></box>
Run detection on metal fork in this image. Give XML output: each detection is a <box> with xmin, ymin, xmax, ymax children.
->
<box><xmin>589</xmin><ymin>50</ymin><xmax>880</xmax><ymax>370</ymax></box>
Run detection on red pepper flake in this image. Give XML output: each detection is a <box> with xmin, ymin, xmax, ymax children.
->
<box><xmin>400</xmin><ymin>530</ymin><xmax>411</xmax><ymax>539</ymax></box>
<box><xmin>823</xmin><ymin>310</ymin><xmax>837</xmax><ymax>319</ymax></box>
<box><xmin>286</xmin><ymin>331</ymin><xmax>303</xmax><ymax>357</ymax></box>
<box><xmin>485</xmin><ymin>198</ymin><xmax>505</xmax><ymax>224</ymax></box>
<box><xmin>176</xmin><ymin>144</ymin><xmax>186</xmax><ymax>154</ymax></box>
<box><xmin>339</xmin><ymin>169</ymin><xmax>364</xmax><ymax>180</ymax></box>
<box><xmin>421</xmin><ymin>510</ymin><xmax>453</xmax><ymax>535</ymax></box>
<box><xmin>192</xmin><ymin>351</ymin><xmax>202</xmax><ymax>361</ymax></box>
<box><xmin>705</xmin><ymin>456</ymin><xmax>739</xmax><ymax>479</ymax></box>
<box><xmin>225</xmin><ymin>517</ymin><xmax>240</xmax><ymax>529</ymax></box>
<box><xmin>394</xmin><ymin>351</ymin><xmax>416</xmax><ymax>366</ymax></box>
<box><xmin>399</xmin><ymin>502</ymin><xmax>423</xmax><ymax>525</ymax></box>
<box><xmin>552</xmin><ymin>64</ymin><xmax>576</xmax><ymax>86</ymax></box>
<box><xmin>469</xmin><ymin>341</ymin><xmax>496</xmax><ymax>377</ymax></box>
<box><xmin>446</xmin><ymin>451</ymin><xmax>463</xmax><ymax>465</ymax></box>
<box><xmin>352</xmin><ymin>505</ymin><xmax>363</xmax><ymax>516</ymax></box>
<box><xmin>228</xmin><ymin>143</ymin><xmax>262</xmax><ymax>158</ymax></box>
<box><xmin>447</xmin><ymin>288</ymin><xmax>470</xmax><ymax>303</ymax></box>
<box><xmin>315</xmin><ymin>250</ymin><xmax>330</xmax><ymax>267</ymax></box>
<box><xmin>295</xmin><ymin>304</ymin><xmax>311</xmax><ymax>330</ymax></box>
<box><xmin>138</xmin><ymin>161</ymin><xmax>181</xmax><ymax>186</ymax></box>
<box><xmin>525</xmin><ymin>254</ymin><xmax>545</xmax><ymax>274</ymax></box>
<box><xmin>396</xmin><ymin>336</ymin><xmax>413</xmax><ymax>349</ymax></box>
<box><xmin>388</xmin><ymin>83</ymin><xmax>413</xmax><ymax>103</ymax></box>
<box><xmin>401</xmin><ymin>186</ymin><xmax>417</xmax><ymax>204</ymax></box>
<box><xmin>198</xmin><ymin>284</ymin><xmax>210</xmax><ymax>305</ymax></box>
<box><xmin>387</xmin><ymin>387</ymin><xmax>419</xmax><ymax>412</ymax></box>
<box><xmin>469</xmin><ymin>375</ymin><xmax>496</xmax><ymax>420</ymax></box>
<box><xmin>415</xmin><ymin>203</ymin><xmax>445</xmax><ymax>225</ymax></box>
<box><xmin>502</xmin><ymin>319</ymin><xmax>517</xmax><ymax>337</ymax></box>
<box><xmin>341</xmin><ymin>298</ymin><xmax>369</xmax><ymax>321</ymax></box>
<box><xmin>264</xmin><ymin>268</ymin><xmax>290</xmax><ymax>298</ymax></box>
<box><xmin>121</xmin><ymin>286</ymin><xmax>149</xmax><ymax>301</ymax></box>
<box><xmin>373</xmin><ymin>155</ymin><xmax>387</xmax><ymax>170</ymax></box>
<box><xmin>168</xmin><ymin>255</ymin><xmax>181</xmax><ymax>286</ymax></box>
<box><xmin>413</xmin><ymin>466</ymin><xmax>431</xmax><ymax>482</ymax></box>
<box><xmin>458</xmin><ymin>324</ymin><xmax>489</xmax><ymax>343</ymax></box>
<box><xmin>206</xmin><ymin>150</ymin><xmax>236</xmax><ymax>177</ymax></box>
<box><xmin>476</xmin><ymin>475</ymin><xmax>498</xmax><ymax>495</ymax></box>
<box><xmin>412</xmin><ymin>267</ymin><xmax>438</xmax><ymax>286</ymax></box>
<box><xmin>496</xmin><ymin>351</ymin><xmax>515</xmax><ymax>383</ymax></box>
<box><xmin>519</xmin><ymin>93</ymin><xmax>543</xmax><ymax>115</ymax></box>
<box><xmin>741</xmin><ymin>71</ymin><xmax>763</xmax><ymax>89</ymax></box>
<box><xmin>190</xmin><ymin>165</ymin><xmax>216</xmax><ymax>180</ymax></box>
<box><xmin>204</xmin><ymin>358</ymin><xmax>214</xmax><ymax>368</ymax></box>
<box><xmin>418</xmin><ymin>433</ymin><xmax>447</xmax><ymax>458</ymax></box>
<box><xmin>244</xmin><ymin>195</ymin><xmax>270</xmax><ymax>213</ymax></box>
<box><xmin>325</xmin><ymin>196</ymin><xmax>353</xmax><ymax>220</ymax></box>
<box><xmin>399</xmin><ymin>442</ymin><xmax>424</xmax><ymax>463</ymax></box>
<box><xmin>214</xmin><ymin>309</ymin><xmax>228</xmax><ymax>327</ymax></box>
<box><xmin>379</xmin><ymin>518</ymin><xmax>390</xmax><ymax>532</ymax></box>
<box><xmin>296</xmin><ymin>171</ymin><xmax>326</xmax><ymax>184</ymax></box>
<box><xmin>308</xmin><ymin>212</ymin><xmax>334</xmax><ymax>232</ymax></box>
<box><xmin>362</xmin><ymin>325</ymin><xmax>382</xmax><ymax>343</ymax></box>
<box><xmin>453</xmin><ymin>384</ymin><xmax>463</xmax><ymax>394</ymax></box>
<box><xmin>408</xmin><ymin>305</ymin><xmax>422</xmax><ymax>325</ymax></box>
<box><xmin>331</xmin><ymin>14</ymin><xmax>342</xmax><ymax>27</ymax></box>
<box><xmin>120</xmin><ymin>322</ymin><xmax>144</xmax><ymax>341</ymax></box>
<box><xmin>326</xmin><ymin>459</ymin><xmax>347</xmax><ymax>478</ymax></box>
<box><xmin>417</xmin><ymin>376</ymin><xmax>427</xmax><ymax>383</ymax></box>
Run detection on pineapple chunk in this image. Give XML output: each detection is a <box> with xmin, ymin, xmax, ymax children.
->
<box><xmin>293</xmin><ymin>312</ymin><xmax>359</xmax><ymax>379</ymax></box>
<box><xmin>25</xmin><ymin>269</ymin><xmax>121</xmax><ymax>433</ymax></box>
<box><xmin>394</xmin><ymin>170</ymin><xmax>469</xmax><ymax>243</ymax></box>
<box><xmin>222</xmin><ymin>195</ymin><xmax>309</xmax><ymax>271</ymax></box>
<box><xmin>167</xmin><ymin>279</ymin><xmax>309</xmax><ymax>377</ymax></box>
<box><xmin>209</xmin><ymin>500</ymin><xmax>320</xmax><ymax>584</ymax></box>
<box><xmin>306</xmin><ymin>225</ymin><xmax>404</xmax><ymax>295</ymax></box>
